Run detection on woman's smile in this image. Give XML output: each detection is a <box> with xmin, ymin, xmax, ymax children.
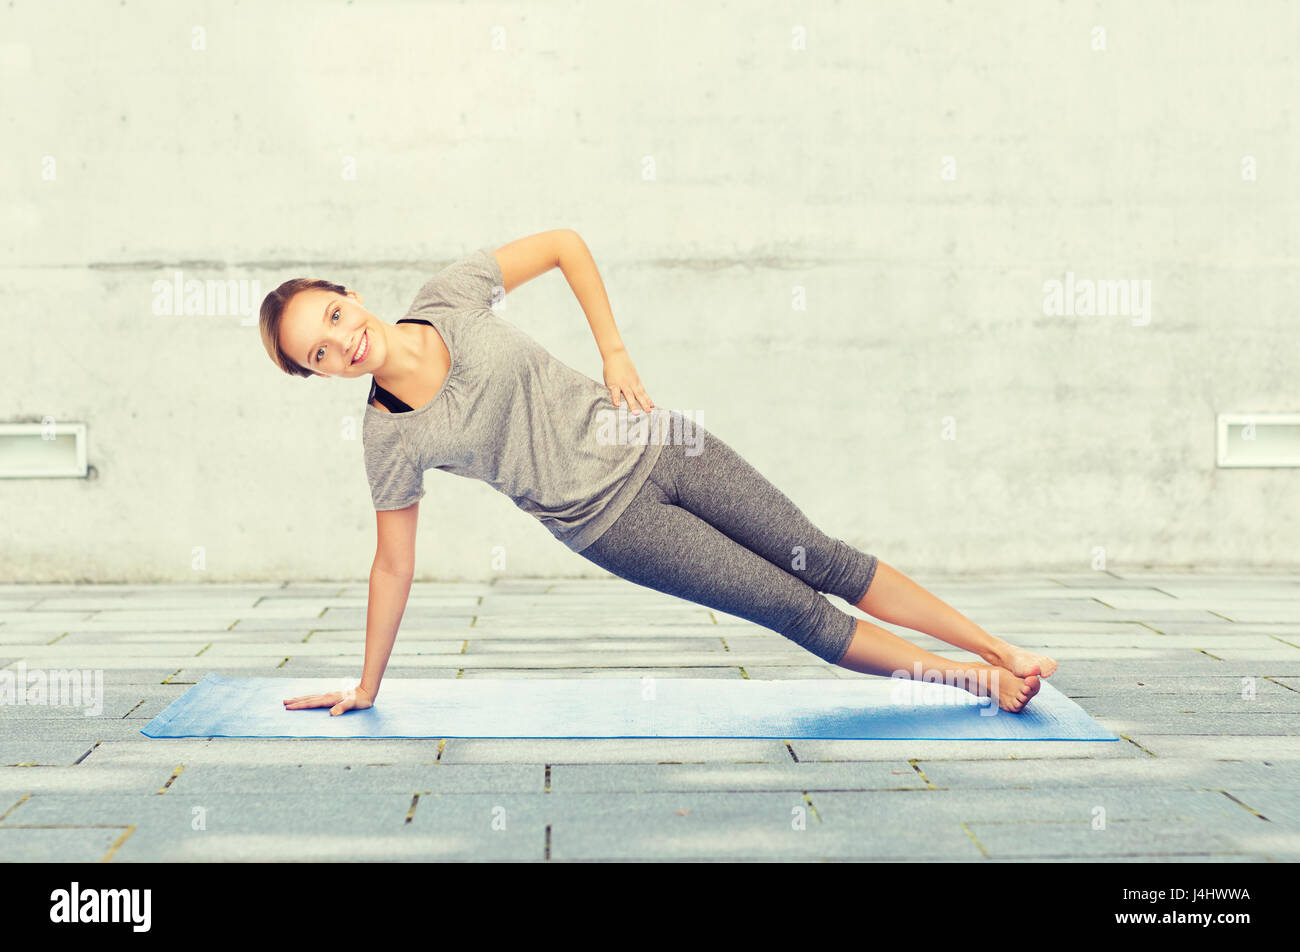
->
<box><xmin>351</xmin><ymin>328</ymin><xmax>370</xmax><ymax>366</ymax></box>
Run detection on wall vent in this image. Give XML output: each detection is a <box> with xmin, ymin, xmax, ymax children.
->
<box><xmin>0</xmin><ymin>422</ymin><xmax>88</xmax><ymax>477</ymax></box>
<box><xmin>1216</xmin><ymin>413</ymin><xmax>1300</xmax><ymax>468</ymax></box>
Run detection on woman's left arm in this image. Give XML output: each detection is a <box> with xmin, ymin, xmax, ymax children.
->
<box><xmin>494</xmin><ymin>229</ymin><xmax>654</xmax><ymax>415</ymax></box>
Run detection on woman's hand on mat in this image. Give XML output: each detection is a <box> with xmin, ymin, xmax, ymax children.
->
<box><xmin>282</xmin><ymin>685</ymin><xmax>374</xmax><ymax>716</ymax></box>
<box><xmin>603</xmin><ymin>348</ymin><xmax>654</xmax><ymax>416</ymax></box>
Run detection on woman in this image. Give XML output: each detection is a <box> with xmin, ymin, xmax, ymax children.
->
<box><xmin>260</xmin><ymin>230</ymin><xmax>1057</xmax><ymax>720</ymax></box>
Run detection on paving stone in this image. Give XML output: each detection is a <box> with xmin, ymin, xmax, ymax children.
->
<box><xmin>53</xmin><ymin>630</ymin><xmax>309</xmax><ymax>645</ymax></box>
<box><xmin>966</xmin><ymin>819</ymin><xmax>1246</xmax><ymax>859</ymax></box>
<box><xmin>233</xmin><ymin>616</ymin><xmax>463</xmax><ymax>631</ymax></box>
<box><xmin>463</xmin><ymin>623</ymin><xmax>730</xmax><ymax>639</ymax></box>
<box><xmin>0</xmin><ymin>825</ymin><xmax>128</xmax><ymax>862</ymax></box>
<box><xmin>320</xmin><ymin>609</ymin><xmax>493</xmax><ymax>627</ymax></box>
<box><xmin>334</xmin><ymin>582</ymin><xmax>490</xmax><ymax>597</ymax></box>
<box><xmin>161</xmin><ymin>663</ymin><xmax>465</xmax><ymax>684</ymax></box>
<box><xmin>0</xmin><ymin>765</ymin><xmax>174</xmax><ymax>794</ymax></box>
<box><xmin>17</xmin><ymin>620</ymin><xmax>241</xmax><ymax>633</ymax></box>
<box><xmin>164</xmin><ymin>763</ymin><xmax>542</xmax><ymax>795</ymax></box>
<box><xmin>916</xmin><ymin>759</ymin><xmax>1300</xmax><ymax>790</ymax></box>
<box><xmin>539</xmin><ymin>792</ymin><xmax>986</xmax><ymax>860</ymax></box>
<box><xmin>822</xmin><ymin>801</ymin><xmax>1277</xmax><ymax>859</ymax></box>
<box><xmin>1122</xmin><ymin>735</ymin><xmax>1300</xmax><ymax>759</ymax></box>
<box><xmin>458</xmin><ymin>667</ymin><xmax>744</xmax><ymax>679</ymax></box>
<box><xmin>264</xmin><ymin>584</ymin><xmax>349</xmax><ymax>597</ymax></box>
<box><xmin>740</xmin><ymin>666</ymin><xmax>843</xmax><ymax>679</ymax></box>
<box><xmin>1091</xmin><ymin>712</ymin><xmax>1300</xmax><ymax>733</ymax></box>
<box><xmin>438</xmin><ymin>738</ymin><xmax>792</xmax><ymax>764</ymax></box>
<box><xmin>82</xmin><ymin>739</ymin><xmax>445</xmax><ymax>766</ymax></box>
<box><xmin>995</xmin><ymin>634</ymin><xmax>1294</xmax><ymax>650</ymax></box>
<box><xmin>197</xmin><ymin>641</ymin><xmax>467</xmax><ymax>656</ymax></box>
<box><xmin>400</xmin><ymin>790</ymin><xmax>983</xmax><ymax>861</ymax></box>
<box><xmin>10</xmin><ymin>655</ymin><xmax>279</xmax><ymax>671</ymax></box>
<box><xmin>1038</xmin><ymin>575</ymin><xmax>1187</xmax><ymax>591</ymax></box>
<box><xmin>7</xmin><ymin>792</ymin><xmax>414</xmax><ymax>833</ymax></box>
<box><xmin>0</xmin><ymin>633</ymin><xmax>61</xmax><ymax>645</ymax></box>
<box><xmin>34</xmin><ymin>596</ymin><xmax>262</xmax><ymax>611</ymax></box>
<box><xmin>1054</xmin><ymin>676</ymin><xmax>1298</xmax><ymax>697</ymax></box>
<box><xmin>19</xmin><ymin>644</ymin><xmax>220</xmax><ymax>658</ymax></box>
<box><xmin>0</xmin><ymin>612</ymin><xmax>95</xmax><ymax>627</ymax></box>
<box><xmin>246</xmin><ymin>596</ymin><xmax>479</xmax><ymax>613</ymax></box>
<box><xmin>1211</xmin><ymin>829</ymin><xmax>1300</xmax><ymax>861</ymax></box>
<box><xmin>166</xmin><ymin>664</ymin><xmax>350</xmax><ymax>682</ymax></box>
<box><xmin>479</xmin><ymin>599</ymin><xmax>705</xmax><ymax>615</ymax></box>
<box><xmin>0</xmin><ymin>585</ymin><xmax>143</xmax><ymax>595</ymax></box>
<box><xmin>113</xmin><ymin>827</ymin><xmax>525</xmax><ymax>862</ymax></box>
<box><xmin>305</xmin><ymin>628</ymin><xmax>475</xmax><ymax>642</ymax></box>
<box><xmin>1198</xmin><ymin>608</ymin><xmax>1300</xmax><ymax>624</ymax></box>
<box><xmin>1058</xmin><ymin>590</ymin><xmax>1181</xmax><ymax>609</ymax></box>
<box><xmin>1</xmin><ymin>689</ymin><xmax>169</xmax><ymax>720</ymax></box>
<box><xmin>787</xmin><ymin>739</ymin><xmax>1134</xmax><ymax>761</ymax></box>
<box><xmin>1081</xmin><ymin>697</ymin><xmax>1300</xmax><ymax>716</ymax></box>
<box><xmin>1217</xmin><ymin>787</ymin><xmax>1300</xmax><ymax>827</ymax></box>
<box><xmin>1112</xmin><ymin>573</ymin><xmax>1300</xmax><ymax>584</ymax></box>
<box><xmin>996</xmin><ymin>852</ymin><xmax>1273</xmax><ymax>863</ymax></box>
<box><xmin>400</xmin><ymin>792</ymin><xmax>551</xmax><ymax>859</ymax></box>
<box><xmin>0</xmin><ymin>740</ymin><xmax>100</xmax><ymax>767</ymax></box>
<box><xmin>256</xmin><ymin>650</ymin><xmax>818</xmax><ymax>668</ymax></box>
<box><xmin>1197</xmin><ymin>646</ymin><xmax>1300</xmax><ymax>662</ymax></box>
<box><xmin>1037</xmin><ymin>659</ymin><xmax>1300</xmax><ymax>675</ymax></box>
<box><xmin>549</xmin><ymin>762</ymin><xmax>929</xmax><ymax>793</ymax></box>
<box><xmin>11</xmin><ymin>721</ymin><xmax>163</xmax><ymax>742</ymax></box>
<box><xmin>463</xmin><ymin>637</ymin><xmax>730</xmax><ymax>654</ymax></box>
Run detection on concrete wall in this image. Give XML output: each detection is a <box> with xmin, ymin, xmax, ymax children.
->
<box><xmin>2</xmin><ymin>1</ymin><xmax>1296</xmax><ymax>582</ymax></box>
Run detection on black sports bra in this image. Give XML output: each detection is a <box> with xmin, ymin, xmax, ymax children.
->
<box><xmin>367</xmin><ymin>317</ymin><xmax>435</xmax><ymax>413</ymax></box>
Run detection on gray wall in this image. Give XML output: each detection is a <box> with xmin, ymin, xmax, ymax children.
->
<box><xmin>2</xmin><ymin>1</ymin><xmax>1296</xmax><ymax>582</ymax></box>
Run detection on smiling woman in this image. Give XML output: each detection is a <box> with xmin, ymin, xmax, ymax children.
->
<box><xmin>257</xmin><ymin>277</ymin><xmax>349</xmax><ymax>378</ymax></box>
<box><xmin>258</xmin><ymin>230</ymin><xmax>1057</xmax><ymax>722</ymax></box>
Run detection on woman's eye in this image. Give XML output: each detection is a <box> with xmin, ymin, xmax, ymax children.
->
<box><xmin>315</xmin><ymin>308</ymin><xmax>341</xmax><ymax>363</ymax></box>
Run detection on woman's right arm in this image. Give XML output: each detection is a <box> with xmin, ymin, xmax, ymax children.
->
<box><xmin>359</xmin><ymin>566</ymin><xmax>414</xmax><ymax>701</ymax></box>
<box><xmin>283</xmin><ymin>503</ymin><xmax>418</xmax><ymax>715</ymax></box>
<box><xmin>360</xmin><ymin>502</ymin><xmax>421</xmax><ymax>700</ymax></box>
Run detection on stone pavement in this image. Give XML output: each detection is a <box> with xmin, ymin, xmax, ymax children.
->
<box><xmin>1</xmin><ymin>571</ymin><xmax>1297</xmax><ymax>862</ymax></box>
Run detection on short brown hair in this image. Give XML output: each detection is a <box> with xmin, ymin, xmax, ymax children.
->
<box><xmin>259</xmin><ymin>278</ymin><xmax>349</xmax><ymax>378</ymax></box>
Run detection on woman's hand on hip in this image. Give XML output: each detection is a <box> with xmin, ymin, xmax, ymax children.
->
<box><xmin>282</xmin><ymin>685</ymin><xmax>374</xmax><ymax>716</ymax></box>
<box><xmin>603</xmin><ymin>348</ymin><xmax>654</xmax><ymax>416</ymax></box>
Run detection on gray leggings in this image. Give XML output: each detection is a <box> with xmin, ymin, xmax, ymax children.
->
<box><xmin>578</xmin><ymin>410</ymin><xmax>878</xmax><ymax>664</ymax></box>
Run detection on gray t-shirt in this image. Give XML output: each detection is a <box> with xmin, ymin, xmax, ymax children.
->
<box><xmin>362</xmin><ymin>246</ymin><xmax>666</xmax><ymax>553</ymax></box>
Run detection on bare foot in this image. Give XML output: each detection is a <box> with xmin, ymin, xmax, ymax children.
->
<box><xmin>962</xmin><ymin>664</ymin><xmax>1042</xmax><ymax>713</ymax></box>
<box><xmin>986</xmin><ymin>642</ymin><xmax>1058</xmax><ymax>679</ymax></box>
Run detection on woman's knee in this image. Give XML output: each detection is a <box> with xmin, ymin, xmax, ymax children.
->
<box><xmin>791</xmin><ymin>538</ymin><xmax>878</xmax><ymax>605</ymax></box>
<box><xmin>766</xmin><ymin>587</ymin><xmax>855</xmax><ymax>662</ymax></box>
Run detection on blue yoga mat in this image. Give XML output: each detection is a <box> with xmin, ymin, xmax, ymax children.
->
<box><xmin>141</xmin><ymin>673</ymin><xmax>1117</xmax><ymax>740</ymax></box>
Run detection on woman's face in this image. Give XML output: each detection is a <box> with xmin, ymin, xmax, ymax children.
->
<box><xmin>278</xmin><ymin>287</ymin><xmax>385</xmax><ymax>378</ymax></box>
